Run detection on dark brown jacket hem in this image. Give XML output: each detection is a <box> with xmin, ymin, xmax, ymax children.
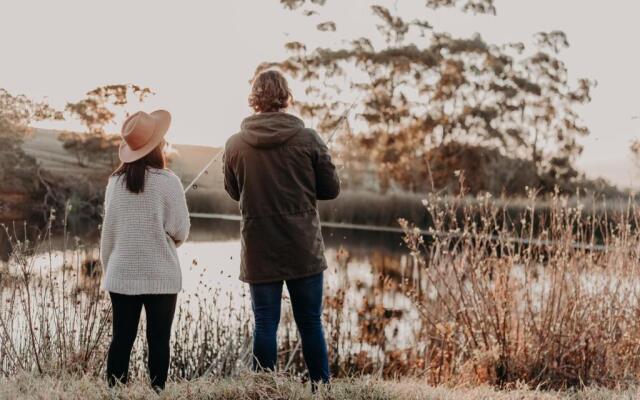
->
<box><xmin>239</xmin><ymin>264</ymin><xmax>327</xmax><ymax>284</ymax></box>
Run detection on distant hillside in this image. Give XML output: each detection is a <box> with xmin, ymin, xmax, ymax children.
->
<box><xmin>168</xmin><ymin>143</ymin><xmax>223</xmax><ymax>191</ymax></box>
<box><xmin>21</xmin><ymin>129</ymin><xmax>224</xmax><ymax>191</ymax></box>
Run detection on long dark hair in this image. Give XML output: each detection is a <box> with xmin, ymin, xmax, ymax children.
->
<box><xmin>112</xmin><ymin>142</ymin><xmax>166</xmax><ymax>193</ymax></box>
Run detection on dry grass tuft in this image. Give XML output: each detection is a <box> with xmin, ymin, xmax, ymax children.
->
<box><xmin>6</xmin><ymin>186</ymin><xmax>640</xmax><ymax>392</ymax></box>
<box><xmin>397</xmin><ymin>184</ymin><xmax>640</xmax><ymax>388</ymax></box>
<box><xmin>0</xmin><ymin>372</ymin><xmax>638</xmax><ymax>400</ymax></box>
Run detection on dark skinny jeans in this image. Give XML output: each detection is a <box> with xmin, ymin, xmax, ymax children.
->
<box><xmin>106</xmin><ymin>292</ymin><xmax>177</xmax><ymax>390</ymax></box>
<box><xmin>249</xmin><ymin>272</ymin><xmax>330</xmax><ymax>385</ymax></box>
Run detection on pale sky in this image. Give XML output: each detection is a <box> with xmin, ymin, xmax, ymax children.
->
<box><xmin>1</xmin><ymin>0</ymin><xmax>639</xmax><ymax>188</ymax></box>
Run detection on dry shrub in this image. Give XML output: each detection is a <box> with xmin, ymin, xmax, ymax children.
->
<box><xmin>399</xmin><ymin>186</ymin><xmax>640</xmax><ymax>388</ymax></box>
<box><xmin>4</xmin><ymin>186</ymin><xmax>640</xmax><ymax>392</ymax></box>
<box><xmin>0</xmin><ymin>209</ymin><xmax>110</xmax><ymax>377</ymax></box>
<box><xmin>0</xmin><ymin>213</ymin><xmax>253</xmax><ymax>380</ymax></box>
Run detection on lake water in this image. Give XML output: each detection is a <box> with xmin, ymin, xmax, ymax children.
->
<box><xmin>0</xmin><ymin>217</ymin><xmax>423</xmax><ymax>352</ymax></box>
<box><xmin>3</xmin><ymin>215</ymin><xmax>627</xmax><ymax>381</ymax></box>
<box><xmin>179</xmin><ymin>218</ymin><xmax>422</xmax><ymax>348</ymax></box>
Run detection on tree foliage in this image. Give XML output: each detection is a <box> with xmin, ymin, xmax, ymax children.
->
<box><xmin>268</xmin><ymin>0</ymin><xmax>593</xmax><ymax>194</ymax></box>
<box><xmin>0</xmin><ymin>89</ymin><xmax>62</xmax><ymax>192</ymax></box>
<box><xmin>57</xmin><ymin>131</ymin><xmax>120</xmax><ymax>168</ymax></box>
<box><xmin>0</xmin><ymin>89</ymin><xmax>64</xmax><ymax>220</ymax></box>
<box><xmin>281</xmin><ymin>0</ymin><xmax>496</xmax><ymax>14</ymax></box>
<box><xmin>65</xmin><ymin>84</ymin><xmax>153</xmax><ymax>134</ymax></box>
<box><xmin>60</xmin><ymin>84</ymin><xmax>154</xmax><ymax>168</ymax></box>
<box><xmin>1</xmin><ymin>85</ymin><xmax>154</xmax><ymax>221</ymax></box>
<box><xmin>630</xmin><ymin>114</ymin><xmax>640</xmax><ymax>169</ymax></box>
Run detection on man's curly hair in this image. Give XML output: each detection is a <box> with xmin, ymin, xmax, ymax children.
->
<box><xmin>249</xmin><ymin>70</ymin><xmax>293</xmax><ymax>113</ymax></box>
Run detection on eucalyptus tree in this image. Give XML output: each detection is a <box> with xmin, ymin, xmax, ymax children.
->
<box><xmin>266</xmin><ymin>0</ymin><xmax>592</xmax><ymax>193</ymax></box>
<box><xmin>0</xmin><ymin>89</ymin><xmax>62</xmax><ymax>193</ymax></box>
<box><xmin>60</xmin><ymin>84</ymin><xmax>154</xmax><ymax>168</ymax></box>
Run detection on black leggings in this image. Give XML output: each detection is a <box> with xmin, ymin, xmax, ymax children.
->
<box><xmin>106</xmin><ymin>292</ymin><xmax>177</xmax><ymax>390</ymax></box>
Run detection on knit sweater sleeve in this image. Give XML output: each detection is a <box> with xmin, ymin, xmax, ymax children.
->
<box><xmin>163</xmin><ymin>172</ymin><xmax>191</xmax><ymax>248</ymax></box>
<box><xmin>99</xmin><ymin>178</ymin><xmax>115</xmax><ymax>275</ymax></box>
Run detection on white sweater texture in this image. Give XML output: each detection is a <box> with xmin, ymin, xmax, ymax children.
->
<box><xmin>100</xmin><ymin>168</ymin><xmax>190</xmax><ymax>295</ymax></box>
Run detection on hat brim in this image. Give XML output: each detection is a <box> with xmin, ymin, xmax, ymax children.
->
<box><xmin>118</xmin><ymin>110</ymin><xmax>172</xmax><ymax>163</ymax></box>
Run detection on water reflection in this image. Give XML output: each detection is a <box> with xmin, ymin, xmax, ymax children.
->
<box><xmin>179</xmin><ymin>219</ymin><xmax>420</xmax><ymax>349</ymax></box>
<box><xmin>1</xmin><ymin>218</ymin><xmax>420</xmax><ymax>350</ymax></box>
<box><xmin>0</xmin><ymin>219</ymin><xmax>421</xmax><ymax>370</ymax></box>
<box><xmin>4</xmin><ymin>216</ymin><xmax>636</xmax><ymax>382</ymax></box>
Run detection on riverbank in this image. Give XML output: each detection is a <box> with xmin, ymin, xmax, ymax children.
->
<box><xmin>0</xmin><ymin>373</ymin><xmax>635</xmax><ymax>400</ymax></box>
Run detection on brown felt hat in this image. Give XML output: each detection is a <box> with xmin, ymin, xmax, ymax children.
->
<box><xmin>119</xmin><ymin>110</ymin><xmax>171</xmax><ymax>163</ymax></box>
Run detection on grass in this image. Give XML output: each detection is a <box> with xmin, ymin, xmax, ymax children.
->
<box><xmin>17</xmin><ymin>128</ymin><xmax>636</xmax><ymax>230</ymax></box>
<box><xmin>0</xmin><ymin>210</ymin><xmax>253</xmax><ymax>379</ymax></box>
<box><xmin>185</xmin><ymin>188</ymin><xmax>434</xmax><ymax>229</ymax></box>
<box><xmin>394</xmin><ymin>185</ymin><xmax>640</xmax><ymax>388</ymax></box>
<box><xmin>186</xmin><ymin>187</ymin><xmax>636</xmax><ymax>236</ymax></box>
<box><xmin>6</xmin><ymin>184</ymin><xmax>640</xmax><ymax>391</ymax></box>
<box><xmin>1</xmin><ymin>372</ymin><xmax>638</xmax><ymax>400</ymax></box>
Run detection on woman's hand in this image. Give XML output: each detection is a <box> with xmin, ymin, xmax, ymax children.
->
<box><xmin>166</xmin><ymin>232</ymin><xmax>182</xmax><ymax>247</ymax></box>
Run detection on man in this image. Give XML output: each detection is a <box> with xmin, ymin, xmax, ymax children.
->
<box><xmin>223</xmin><ymin>69</ymin><xmax>340</xmax><ymax>387</ymax></box>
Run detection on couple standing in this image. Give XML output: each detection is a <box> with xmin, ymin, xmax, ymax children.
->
<box><xmin>99</xmin><ymin>70</ymin><xmax>340</xmax><ymax>391</ymax></box>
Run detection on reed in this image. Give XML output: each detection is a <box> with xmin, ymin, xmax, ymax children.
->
<box><xmin>0</xmin><ymin>206</ymin><xmax>109</xmax><ymax>377</ymax></box>
<box><xmin>185</xmin><ymin>188</ymin><xmax>443</xmax><ymax>227</ymax></box>
<box><xmin>186</xmin><ymin>187</ymin><xmax>633</xmax><ymax>233</ymax></box>
<box><xmin>399</xmin><ymin>187</ymin><xmax>640</xmax><ymax>388</ymax></box>
<box><xmin>0</xmin><ymin>209</ymin><xmax>254</xmax><ymax>379</ymax></box>
<box><xmin>2</xmin><ymin>189</ymin><xmax>640</xmax><ymax>390</ymax></box>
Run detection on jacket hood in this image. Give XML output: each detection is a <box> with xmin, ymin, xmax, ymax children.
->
<box><xmin>240</xmin><ymin>112</ymin><xmax>304</xmax><ymax>148</ymax></box>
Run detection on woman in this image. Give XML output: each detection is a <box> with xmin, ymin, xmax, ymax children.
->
<box><xmin>100</xmin><ymin>110</ymin><xmax>190</xmax><ymax>391</ymax></box>
<box><xmin>223</xmin><ymin>70</ymin><xmax>340</xmax><ymax>388</ymax></box>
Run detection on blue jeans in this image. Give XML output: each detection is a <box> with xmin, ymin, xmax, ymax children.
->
<box><xmin>250</xmin><ymin>272</ymin><xmax>330</xmax><ymax>384</ymax></box>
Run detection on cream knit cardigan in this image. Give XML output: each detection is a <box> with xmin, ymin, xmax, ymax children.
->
<box><xmin>100</xmin><ymin>168</ymin><xmax>190</xmax><ymax>295</ymax></box>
